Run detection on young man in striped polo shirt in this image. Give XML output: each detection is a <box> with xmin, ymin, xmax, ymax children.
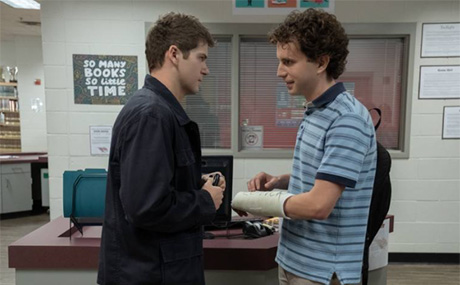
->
<box><xmin>232</xmin><ymin>8</ymin><xmax>377</xmax><ymax>285</ymax></box>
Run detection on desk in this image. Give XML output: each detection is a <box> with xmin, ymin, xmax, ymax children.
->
<box><xmin>9</xmin><ymin>217</ymin><xmax>279</xmax><ymax>285</ymax></box>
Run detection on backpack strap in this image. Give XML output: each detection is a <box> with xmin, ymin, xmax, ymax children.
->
<box><xmin>368</xmin><ymin>108</ymin><xmax>382</xmax><ymax>131</ymax></box>
<box><xmin>362</xmin><ymin>243</ymin><xmax>370</xmax><ymax>285</ymax></box>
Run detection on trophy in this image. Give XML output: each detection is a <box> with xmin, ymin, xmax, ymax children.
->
<box><xmin>0</xmin><ymin>66</ymin><xmax>5</xmax><ymax>82</ymax></box>
<box><xmin>6</xmin><ymin>66</ymin><xmax>18</xmax><ymax>83</ymax></box>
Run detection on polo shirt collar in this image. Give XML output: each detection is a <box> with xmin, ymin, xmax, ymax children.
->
<box><xmin>311</xmin><ymin>82</ymin><xmax>347</xmax><ymax>108</ymax></box>
<box><xmin>143</xmin><ymin>74</ymin><xmax>191</xmax><ymax>126</ymax></box>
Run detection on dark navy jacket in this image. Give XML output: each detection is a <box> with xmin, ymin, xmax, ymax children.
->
<box><xmin>97</xmin><ymin>75</ymin><xmax>216</xmax><ymax>285</ymax></box>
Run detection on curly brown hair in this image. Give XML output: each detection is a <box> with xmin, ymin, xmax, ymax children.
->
<box><xmin>146</xmin><ymin>12</ymin><xmax>215</xmax><ymax>72</ymax></box>
<box><xmin>268</xmin><ymin>9</ymin><xmax>349</xmax><ymax>79</ymax></box>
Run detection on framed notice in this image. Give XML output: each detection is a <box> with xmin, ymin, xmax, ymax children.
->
<box><xmin>419</xmin><ymin>65</ymin><xmax>460</xmax><ymax>99</ymax></box>
<box><xmin>421</xmin><ymin>23</ymin><xmax>460</xmax><ymax>57</ymax></box>
<box><xmin>442</xmin><ymin>106</ymin><xmax>460</xmax><ymax>139</ymax></box>
<box><xmin>73</xmin><ymin>54</ymin><xmax>138</xmax><ymax>105</ymax></box>
<box><xmin>90</xmin><ymin>126</ymin><xmax>112</xmax><ymax>155</ymax></box>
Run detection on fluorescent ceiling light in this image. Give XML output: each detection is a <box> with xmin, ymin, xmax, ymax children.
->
<box><xmin>0</xmin><ymin>0</ymin><xmax>40</xmax><ymax>9</ymax></box>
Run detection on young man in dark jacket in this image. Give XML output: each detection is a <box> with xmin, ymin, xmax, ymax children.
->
<box><xmin>97</xmin><ymin>12</ymin><xmax>225</xmax><ymax>285</ymax></box>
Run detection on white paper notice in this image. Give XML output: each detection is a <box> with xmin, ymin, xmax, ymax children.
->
<box><xmin>422</xmin><ymin>23</ymin><xmax>460</xmax><ymax>57</ymax></box>
<box><xmin>241</xmin><ymin>126</ymin><xmax>263</xmax><ymax>150</ymax></box>
<box><xmin>90</xmin><ymin>126</ymin><xmax>112</xmax><ymax>155</ymax></box>
<box><xmin>443</xmin><ymin>106</ymin><xmax>460</xmax><ymax>139</ymax></box>
<box><xmin>420</xmin><ymin>66</ymin><xmax>460</xmax><ymax>99</ymax></box>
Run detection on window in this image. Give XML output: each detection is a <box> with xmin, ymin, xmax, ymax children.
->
<box><xmin>340</xmin><ymin>37</ymin><xmax>406</xmax><ymax>150</ymax></box>
<box><xmin>182</xmin><ymin>37</ymin><xmax>232</xmax><ymax>149</ymax></box>
<box><xmin>174</xmin><ymin>22</ymin><xmax>415</xmax><ymax>157</ymax></box>
<box><xmin>238</xmin><ymin>36</ymin><xmax>408</xmax><ymax>151</ymax></box>
<box><xmin>239</xmin><ymin>38</ymin><xmax>302</xmax><ymax>150</ymax></box>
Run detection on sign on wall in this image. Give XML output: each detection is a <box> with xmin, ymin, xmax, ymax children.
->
<box><xmin>90</xmin><ymin>125</ymin><xmax>112</xmax><ymax>155</ymax></box>
<box><xmin>233</xmin><ymin>0</ymin><xmax>335</xmax><ymax>15</ymax></box>
<box><xmin>421</xmin><ymin>23</ymin><xmax>460</xmax><ymax>58</ymax></box>
<box><xmin>442</xmin><ymin>106</ymin><xmax>460</xmax><ymax>139</ymax></box>
<box><xmin>73</xmin><ymin>54</ymin><xmax>138</xmax><ymax>105</ymax></box>
<box><xmin>419</xmin><ymin>65</ymin><xmax>460</xmax><ymax>99</ymax></box>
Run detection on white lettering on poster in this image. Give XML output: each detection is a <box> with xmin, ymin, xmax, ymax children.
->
<box><xmin>83</xmin><ymin>59</ymin><xmax>128</xmax><ymax>96</ymax></box>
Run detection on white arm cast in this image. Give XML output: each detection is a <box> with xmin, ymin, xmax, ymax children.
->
<box><xmin>232</xmin><ymin>191</ymin><xmax>293</xmax><ymax>218</ymax></box>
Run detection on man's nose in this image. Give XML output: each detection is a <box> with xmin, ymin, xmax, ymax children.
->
<box><xmin>277</xmin><ymin>63</ymin><xmax>286</xmax><ymax>78</ymax></box>
<box><xmin>202</xmin><ymin>65</ymin><xmax>209</xmax><ymax>75</ymax></box>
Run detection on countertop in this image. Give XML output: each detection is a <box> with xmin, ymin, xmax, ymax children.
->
<box><xmin>0</xmin><ymin>152</ymin><xmax>47</xmax><ymax>164</ymax></box>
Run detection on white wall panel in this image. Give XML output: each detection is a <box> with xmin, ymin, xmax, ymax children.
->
<box><xmin>48</xmin><ymin>156</ymin><xmax>69</xmax><ymax>179</ymax></box>
<box><xmin>46</xmin><ymin>112</ymin><xmax>68</xmax><ymax>134</ymax></box>
<box><xmin>416</xmin><ymin>202</ymin><xmax>459</xmax><ymax>223</ymax></box>
<box><xmin>389</xmin><ymin>201</ymin><xmax>418</xmax><ymax>222</ymax></box>
<box><xmin>68</xmin><ymin>112</ymin><xmax>117</xmax><ymax>134</ymax></box>
<box><xmin>42</xmin><ymin>42</ymin><xmax>66</xmax><ymax>66</ymax></box>
<box><xmin>44</xmin><ymin>66</ymin><xmax>67</xmax><ymax>89</ymax></box>
<box><xmin>392</xmin><ymin>180</ymin><xmax>460</xmax><ymax>201</ymax></box>
<box><xmin>41</xmin><ymin>17</ymin><xmax>66</xmax><ymax>43</ymax></box>
<box><xmin>45</xmin><ymin>90</ymin><xmax>68</xmax><ymax>111</ymax></box>
<box><xmin>68</xmin><ymin>135</ymin><xmax>90</xmax><ymax>156</ymax></box>
<box><xmin>418</xmin><ymin>159</ymin><xmax>460</xmax><ymax>180</ymax></box>
<box><xmin>47</xmin><ymin>135</ymin><xmax>69</xmax><ymax>156</ymax></box>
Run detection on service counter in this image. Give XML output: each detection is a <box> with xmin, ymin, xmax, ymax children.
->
<box><xmin>9</xmin><ymin>216</ymin><xmax>279</xmax><ymax>285</ymax></box>
<box><xmin>9</xmin><ymin>215</ymin><xmax>394</xmax><ymax>285</ymax></box>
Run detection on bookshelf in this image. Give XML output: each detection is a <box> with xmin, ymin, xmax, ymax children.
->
<box><xmin>0</xmin><ymin>82</ymin><xmax>21</xmax><ymax>153</ymax></box>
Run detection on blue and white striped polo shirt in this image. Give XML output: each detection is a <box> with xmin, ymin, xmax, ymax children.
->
<box><xmin>276</xmin><ymin>82</ymin><xmax>377</xmax><ymax>285</ymax></box>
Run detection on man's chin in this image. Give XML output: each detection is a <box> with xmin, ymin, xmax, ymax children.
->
<box><xmin>186</xmin><ymin>88</ymin><xmax>200</xmax><ymax>95</ymax></box>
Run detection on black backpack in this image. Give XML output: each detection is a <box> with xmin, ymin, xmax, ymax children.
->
<box><xmin>361</xmin><ymin>108</ymin><xmax>392</xmax><ymax>285</ymax></box>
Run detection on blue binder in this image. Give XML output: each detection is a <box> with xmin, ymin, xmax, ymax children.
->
<box><xmin>63</xmin><ymin>169</ymin><xmax>107</xmax><ymax>222</ymax></box>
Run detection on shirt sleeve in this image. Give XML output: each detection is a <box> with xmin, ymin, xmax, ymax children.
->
<box><xmin>118</xmin><ymin>113</ymin><xmax>215</xmax><ymax>233</ymax></box>
<box><xmin>316</xmin><ymin>113</ymin><xmax>374</xmax><ymax>188</ymax></box>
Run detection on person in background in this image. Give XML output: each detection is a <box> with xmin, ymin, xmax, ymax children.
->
<box><xmin>232</xmin><ymin>8</ymin><xmax>377</xmax><ymax>285</ymax></box>
<box><xmin>98</xmin><ymin>12</ymin><xmax>225</xmax><ymax>285</ymax></box>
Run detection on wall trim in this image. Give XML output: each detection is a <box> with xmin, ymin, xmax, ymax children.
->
<box><xmin>389</xmin><ymin>253</ymin><xmax>460</xmax><ymax>264</ymax></box>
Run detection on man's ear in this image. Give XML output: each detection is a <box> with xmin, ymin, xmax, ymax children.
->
<box><xmin>166</xmin><ymin>45</ymin><xmax>181</xmax><ymax>65</ymax></box>
<box><xmin>317</xmin><ymin>55</ymin><xmax>330</xmax><ymax>74</ymax></box>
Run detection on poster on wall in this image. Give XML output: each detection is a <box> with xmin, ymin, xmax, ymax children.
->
<box><xmin>90</xmin><ymin>125</ymin><xmax>112</xmax><ymax>155</ymax></box>
<box><xmin>73</xmin><ymin>54</ymin><xmax>138</xmax><ymax>105</ymax></box>
<box><xmin>233</xmin><ymin>0</ymin><xmax>335</xmax><ymax>15</ymax></box>
<box><xmin>442</xmin><ymin>106</ymin><xmax>460</xmax><ymax>139</ymax></box>
<box><xmin>421</xmin><ymin>23</ymin><xmax>460</xmax><ymax>57</ymax></box>
<box><xmin>419</xmin><ymin>65</ymin><xmax>460</xmax><ymax>99</ymax></box>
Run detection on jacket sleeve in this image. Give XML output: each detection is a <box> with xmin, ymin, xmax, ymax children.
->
<box><xmin>118</xmin><ymin>113</ymin><xmax>216</xmax><ymax>233</ymax></box>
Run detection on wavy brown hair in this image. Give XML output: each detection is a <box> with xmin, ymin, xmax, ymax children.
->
<box><xmin>146</xmin><ymin>12</ymin><xmax>214</xmax><ymax>72</ymax></box>
<box><xmin>268</xmin><ymin>8</ymin><xmax>349</xmax><ymax>79</ymax></box>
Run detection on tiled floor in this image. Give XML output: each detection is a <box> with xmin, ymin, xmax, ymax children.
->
<box><xmin>1</xmin><ymin>213</ymin><xmax>50</xmax><ymax>285</ymax></box>
<box><xmin>1</xmin><ymin>214</ymin><xmax>459</xmax><ymax>285</ymax></box>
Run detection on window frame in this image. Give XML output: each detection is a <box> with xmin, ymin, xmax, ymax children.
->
<box><xmin>166</xmin><ymin>22</ymin><xmax>416</xmax><ymax>159</ymax></box>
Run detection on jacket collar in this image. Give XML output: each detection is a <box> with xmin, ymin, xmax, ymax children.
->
<box><xmin>143</xmin><ymin>74</ymin><xmax>191</xmax><ymax>126</ymax></box>
<box><xmin>311</xmin><ymin>82</ymin><xmax>347</xmax><ymax>108</ymax></box>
